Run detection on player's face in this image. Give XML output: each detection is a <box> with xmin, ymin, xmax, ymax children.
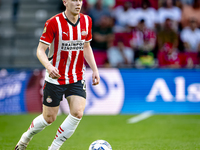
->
<box><xmin>66</xmin><ymin>0</ymin><xmax>83</xmax><ymax>15</ymax></box>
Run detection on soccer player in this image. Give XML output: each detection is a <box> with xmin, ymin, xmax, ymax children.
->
<box><xmin>15</xmin><ymin>0</ymin><xmax>100</xmax><ymax>149</ymax></box>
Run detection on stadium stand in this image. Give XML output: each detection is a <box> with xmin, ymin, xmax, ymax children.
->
<box><xmin>0</xmin><ymin>0</ymin><xmax>199</xmax><ymax>68</ymax></box>
<box><xmin>0</xmin><ymin>0</ymin><xmax>60</xmax><ymax>68</ymax></box>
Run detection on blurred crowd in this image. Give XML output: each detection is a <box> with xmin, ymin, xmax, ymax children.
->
<box><xmin>60</xmin><ymin>0</ymin><xmax>200</xmax><ymax>69</ymax></box>
<box><xmin>5</xmin><ymin>0</ymin><xmax>200</xmax><ymax>69</ymax></box>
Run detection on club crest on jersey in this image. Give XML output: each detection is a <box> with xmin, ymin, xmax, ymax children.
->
<box><xmin>46</xmin><ymin>96</ymin><xmax>52</xmax><ymax>103</ymax></box>
<box><xmin>81</xmin><ymin>30</ymin><xmax>87</xmax><ymax>36</ymax></box>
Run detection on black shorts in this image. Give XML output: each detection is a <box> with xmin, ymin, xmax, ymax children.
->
<box><xmin>43</xmin><ymin>80</ymin><xmax>86</xmax><ymax>107</ymax></box>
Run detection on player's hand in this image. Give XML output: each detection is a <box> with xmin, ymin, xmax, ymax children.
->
<box><xmin>92</xmin><ymin>71</ymin><xmax>100</xmax><ymax>85</ymax></box>
<box><xmin>47</xmin><ymin>65</ymin><xmax>61</xmax><ymax>79</ymax></box>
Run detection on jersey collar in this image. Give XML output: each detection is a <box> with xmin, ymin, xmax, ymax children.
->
<box><xmin>62</xmin><ymin>12</ymin><xmax>80</xmax><ymax>27</ymax></box>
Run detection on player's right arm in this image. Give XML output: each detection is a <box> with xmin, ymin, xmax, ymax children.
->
<box><xmin>36</xmin><ymin>42</ymin><xmax>61</xmax><ymax>79</ymax></box>
<box><xmin>37</xmin><ymin>17</ymin><xmax>61</xmax><ymax>79</ymax></box>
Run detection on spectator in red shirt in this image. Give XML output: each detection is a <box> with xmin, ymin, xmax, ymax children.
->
<box><xmin>158</xmin><ymin>43</ymin><xmax>186</xmax><ymax>68</ymax></box>
<box><xmin>130</xmin><ymin>19</ymin><xmax>157</xmax><ymax>68</ymax></box>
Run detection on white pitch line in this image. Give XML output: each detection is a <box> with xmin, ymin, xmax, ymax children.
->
<box><xmin>127</xmin><ymin>110</ymin><xmax>154</xmax><ymax>124</ymax></box>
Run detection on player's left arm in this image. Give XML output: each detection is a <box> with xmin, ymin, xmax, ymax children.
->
<box><xmin>84</xmin><ymin>42</ymin><xmax>100</xmax><ymax>85</ymax></box>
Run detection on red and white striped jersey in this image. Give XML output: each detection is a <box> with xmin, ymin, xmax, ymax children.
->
<box><xmin>40</xmin><ymin>12</ymin><xmax>92</xmax><ymax>85</ymax></box>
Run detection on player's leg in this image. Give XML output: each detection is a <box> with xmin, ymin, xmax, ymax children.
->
<box><xmin>15</xmin><ymin>81</ymin><xmax>62</xmax><ymax>150</ymax></box>
<box><xmin>15</xmin><ymin>105</ymin><xmax>59</xmax><ymax>150</ymax></box>
<box><xmin>48</xmin><ymin>95</ymin><xmax>86</xmax><ymax>150</ymax></box>
<box><xmin>43</xmin><ymin>105</ymin><xmax>60</xmax><ymax>124</ymax></box>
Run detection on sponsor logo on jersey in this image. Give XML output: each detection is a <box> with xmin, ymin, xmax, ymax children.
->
<box><xmin>46</xmin><ymin>96</ymin><xmax>52</xmax><ymax>103</ymax></box>
<box><xmin>61</xmin><ymin>40</ymin><xmax>84</xmax><ymax>51</ymax></box>
<box><xmin>63</xmin><ymin>32</ymin><xmax>68</xmax><ymax>36</ymax></box>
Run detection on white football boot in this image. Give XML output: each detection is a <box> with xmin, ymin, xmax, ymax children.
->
<box><xmin>15</xmin><ymin>141</ymin><xmax>27</xmax><ymax>150</ymax></box>
<box><xmin>15</xmin><ymin>133</ymin><xmax>31</xmax><ymax>150</ymax></box>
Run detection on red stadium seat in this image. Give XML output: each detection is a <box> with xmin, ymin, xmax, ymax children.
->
<box><xmin>93</xmin><ymin>51</ymin><xmax>108</xmax><ymax>66</ymax></box>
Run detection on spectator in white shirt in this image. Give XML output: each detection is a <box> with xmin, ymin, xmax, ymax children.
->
<box><xmin>107</xmin><ymin>40</ymin><xmax>134</xmax><ymax>67</ymax></box>
<box><xmin>134</xmin><ymin>0</ymin><xmax>157</xmax><ymax>29</ymax></box>
<box><xmin>180</xmin><ymin>18</ymin><xmax>200</xmax><ymax>52</ymax></box>
<box><xmin>112</xmin><ymin>0</ymin><xmax>135</xmax><ymax>32</ymax></box>
<box><xmin>158</xmin><ymin>0</ymin><xmax>182</xmax><ymax>31</ymax></box>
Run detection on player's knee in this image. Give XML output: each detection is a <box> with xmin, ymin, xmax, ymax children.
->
<box><xmin>71</xmin><ymin>110</ymin><xmax>83</xmax><ymax>119</ymax></box>
<box><xmin>44</xmin><ymin>114</ymin><xmax>57</xmax><ymax>124</ymax></box>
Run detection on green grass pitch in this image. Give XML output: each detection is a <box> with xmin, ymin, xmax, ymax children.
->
<box><xmin>0</xmin><ymin>114</ymin><xmax>200</xmax><ymax>150</ymax></box>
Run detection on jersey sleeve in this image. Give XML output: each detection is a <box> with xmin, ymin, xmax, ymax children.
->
<box><xmin>85</xmin><ymin>16</ymin><xmax>92</xmax><ymax>42</ymax></box>
<box><xmin>40</xmin><ymin>18</ymin><xmax>56</xmax><ymax>45</ymax></box>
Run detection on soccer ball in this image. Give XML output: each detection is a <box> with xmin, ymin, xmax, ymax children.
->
<box><xmin>89</xmin><ymin>140</ymin><xmax>112</xmax><ymax>150</ymax></box>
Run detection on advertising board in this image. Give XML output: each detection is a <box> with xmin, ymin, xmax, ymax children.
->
<box><xmin>1</xmin><ymin>68</ymin><xmax>200</xmax><ymax>114</ymax></box>
<box><xmin>0</xmin><ymin>69</ymin><xmax>32</xmax><ymax>114</ymax></box>
<box><xmin>120</xmin><ymin>69</ymin><xmax>200</xmax><ymax>114</ymax></box>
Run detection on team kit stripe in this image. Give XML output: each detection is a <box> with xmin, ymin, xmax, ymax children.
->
<box><xmin>59</xmin><ymin>126</ymin><xmax>64</xmax><ymax>132</ymax></box>
<box><xmin>73</xmin><ymin>25</ymin><xmax>78</xmax><ymax>40</ymax></box>
<box><xmin>80</xmin><ymin>15</ymin><xmax>86</xmax><ymax>40</ymax></box>
<box><xmin>58</xmin><ymin>51</ymin><xmax>69</xmax><ymax>85</ymax></box>
<box><xmin>78</xmin><ymin>16</ymin><xmax>88</xmax><ymax>80</ymax></box>
<box><xmin>68</xmin><ymin>51</ymin><xmax>77</xmax><ymax>84</ymax></box>
<box><xmin>65</xmin><ymin>22</ymin><xmax>74</xmax><ymax>84</ymax></box>
<box><xmin>40</xmin><ymin>40</ymin><xmax>50</xmax><ymax>45</ymax></box>
<box><xmin>54</xmin><ymin>17</ymin><xmax>61</xmax><ymax>68</ymax></box>
<box><xmin>70</xmin><ymin>22</ymin><xmax>80</xmax><ymax>83</ymax></box>
<box><xmin>42</xmin><ymin>13</ymin><xmax>91</xmax><ymax>85</ymax></box>
<box><xmin>58</xmin><ymin>129</ymin><xmax>62</xmax><ymax>134</ymax></box>
<box><xmin>57</xmin><ymin>16</ymin><xmax>67</xmax><ymax>85</ymax></box>
<box><xmin>84</xmin><ymin>15</ymin><xmax>89</xmax><ymax>35</ymax></box>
